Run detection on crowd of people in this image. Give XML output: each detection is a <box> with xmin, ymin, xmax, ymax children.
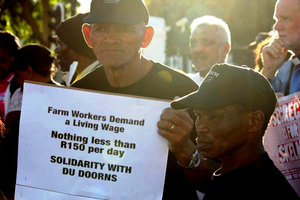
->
<box><xmin>0</xmin><ymin>0</ymin><xmax>299</xmax><ymax>199</ymax></box>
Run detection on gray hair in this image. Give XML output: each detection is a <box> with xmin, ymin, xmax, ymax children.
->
<box><xmin>190</xmin><ymin>15</ymin><xmax>231</xmax><ymax>45</ymax></box>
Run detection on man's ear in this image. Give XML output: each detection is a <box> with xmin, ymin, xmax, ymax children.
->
<box><xmin>141</xmin><ymin>26</ymin><xmax>154</xmax><ymax>48</ymax></box>
<box><xmin>82</xmin><ymin>24</ymin><xmax>93</xmax><ymax>48</ymax></box>
<box><xmin>248</xmin><ymin>110</ymin><xmax>265</xmax><ymax>133</ymax></box>
<box><xmin>222</xmin><ymin>42</ymin><xmax>231</xmax><ymax>58</ymax></box>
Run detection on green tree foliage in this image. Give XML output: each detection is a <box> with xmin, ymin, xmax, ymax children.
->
<box><xmin>146</xmin><ymin>0</ymin><xmax>277</xmax><ymax>60</ymax></box>
<box><xmin>1</xmin><ymin>0</ymin><xmax>277</xmax><ymax>66</ymax></box>
<box><xmin>0</xmin><ymin>0</ymin><xmax>79</xmax><ymax>47</ymax></box>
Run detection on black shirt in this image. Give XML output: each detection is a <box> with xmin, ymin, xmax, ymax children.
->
<box><xmin>73</xmin><ymin>62</ymin><xmax>199</xmax><ymax>200</ymax></box>
<box><xmin>73</xmin><ymin>62</ymin><xmax>198</xmax><ymax>100</ymax></box>
<box><xmin>203</xmin><ymin>152</ymin><xmax>299</xmax><ymax>200</ymax></box>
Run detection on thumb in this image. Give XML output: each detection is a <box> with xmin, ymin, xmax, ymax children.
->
<box><xmin>173</xmin><ymin>96</ymin><xmax>180</xmax><ymax>100</ymax></box>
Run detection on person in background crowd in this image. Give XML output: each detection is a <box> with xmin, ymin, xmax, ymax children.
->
<box><xmin>55</xmin><ymin>13</ymin><xmax>99</xmax><ymax>86</ymax></box>
<box><xmin>0</xmin><ymin>119</ymin><xmax>8</xmax><ymax>200</ymax></box>
<box><xmin>6</xmin><ymin>44</ymin><xmax>60</xmax><ymax>127</ymax></box>
<box><xmin>248</xmin><ymin>31</ymin><xmax>273</xmax><ymax>71</ymax></box>
<box><xmin>188</xmin><ymin>16</ymin><xmax>231</xmax><ymax>85</ymax></box>
<box><xmin>0</xmin><ymin>44</ymin><xmax>60</xmax><ymax>199</ymax></box>
<box><xmin>262</xmin><ymin>0</ymin><xmax>300</xmax><ymax>97</ymax></box>
<box><xmin>250</xmin><ymin>31</ymin><xmax>292</xmax><ymax>72</ymax></box>
<box><xmin>0</xmin><ymin>31</ymin><xmax>20</xmax><ymax>120</ymax></box>
<box><xmin>158</xmin><ymin>63</ymin><xmax>299</xmax><ymax>199</ymax></box>
<box><xmin>72</xmin><ymin>0</ymin><xmax>201</xmax><ymax>199</ymax></box>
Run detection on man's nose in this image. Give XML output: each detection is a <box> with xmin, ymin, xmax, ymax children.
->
<box><xmin>195</xmin><ymin>120</ymin><xmax>210</xmax><ymax>136</ymax></box>
<box><xmin>104</xmin><ymin>29</ymin><xmax>120</xmax><ymax>44</ymax></box>
<box><xmin>273</xmin><ymin>20</ymin><xmax>282</xmax><ymax>31</ymax></box>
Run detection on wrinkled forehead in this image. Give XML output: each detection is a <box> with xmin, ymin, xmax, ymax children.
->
<box><xmin>193</xmin><ymin>105</ymin><xmax>234</xmax><ymax>115</ymax></box>
<box><xmin>90</xmin><ymin>21</ymin><xmax>147</xmax><ymax>33</ymax></box>
<box><xmin>193</xmin><ymin>104</ymin><xmax>254</xmax><ymax>117</ymax></box>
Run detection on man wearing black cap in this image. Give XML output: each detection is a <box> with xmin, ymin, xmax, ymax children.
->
<box><xmin>158</xmin><ymin>63</ymin><xmax>299</xmax><ymax>199</ymax></box>
<box><xmin>72</xmin><ymin>0</ymin><xmax>199</xmax><ymax>199</ymax></box>
<box><xmin>55</xmin><ymin>13</ymin><xmax>100</xmax><ymax>86</ymax></box>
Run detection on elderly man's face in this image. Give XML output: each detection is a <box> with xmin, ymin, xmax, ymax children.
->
<box><xmin>194</xmin><ymin>105</ymin><xmax>251</xmax><ymax>159</ymax></box>
<box><xmin>88</xmin><ymin>22</ymin><xmax>145</xmax><ymax>68</ymax></box>
<box><xmin>189</xmin><ymin>25</ymin><xmax>227</xmax><ymax>74</ymax></box>
<box><xmin>274</xmin><ymin>0</ymin><xmax>300</xmax><ymax>54</ymax></box>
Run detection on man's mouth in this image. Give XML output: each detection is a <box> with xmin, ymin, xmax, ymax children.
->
<box><xmin>197</xmin><ymin>142</ymin><xmax>209</xmax><ymax>149</ymax></box>
<box><xmin>102</xmin><ymin>49</ymin><xmax>123</xmax><ymax>53</ymax></box>
<box><xmin>193</xmin><ymin>55</ymin><xmax>206</xmax><ymax>60</ymax></box>
<box><xmin>278</xmin><ymin>34</ymin><xmax>286</xmax><ymax>38</ymax></box>
<box><xmin>196</xmin><ymin>138</ymin><xmax>210</xmax><ymax>150</ymax></box>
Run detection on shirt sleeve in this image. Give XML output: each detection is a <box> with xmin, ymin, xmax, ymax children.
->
<box><xmin>7</xmin><ymin>88</ymin><xmax>22</xmax><ymax>113</ymax></box>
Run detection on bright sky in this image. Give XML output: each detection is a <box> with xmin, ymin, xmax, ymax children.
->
<box><xmin>77</xmin><ymin>0</ymin><xmax>92</xmax><ymax>13</ymax></box>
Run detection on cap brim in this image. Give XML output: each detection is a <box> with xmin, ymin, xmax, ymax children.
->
<box><xmin>247</xmin><ymin>41</ymin><xmax>257</xmax><ymax>50</ymax></box>
<box><xmin>171</xmin><ymin>91</ymin><xmax>198</xmax><ymax>110</ymax></box>
<box><xmin>171</xmin><ymin>89</ymin><xmax>236</xmax><ymax>110</ymax></box>
<box><xmin>83</xmin><ymin>14</ymin><xmax>143</xmax><ymax>25</ymax></box>
<box><xmin>172</xmin><ymin>89</ymin><xmax>219</xmax><ymax>110</ymax></box>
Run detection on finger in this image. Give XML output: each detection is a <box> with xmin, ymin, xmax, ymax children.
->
<box><xmin>275</xmin><ymin>92</ymin><xmax>284</xmax><ymax>99</ymax></box>
<box><xmin>173</xmin><ymin>96</ymin><xmax>180</xmax><ymax>100</ymax></box>
<box><xmin>161</xmin><ymin>107</ymin><xmax>191</xmax><ymax>120</ymax></box>
<box><xmin>157</xmin><ymin>120</ymin><xmax>175</xmax><ymax>132</ymax></box>
<box><xmin>272</xmin><ymin>39</ymin><xmax>284</xmax><ymax>48</ymax></box>
<box><xmin>157</xmin><ymin>124</ymin><xmax>178</xmax><ymax>142</ymax></box>
<box><xmin>263</xmin><ymin>46</ymin><xmax>280</xmax><ymax>58</ymax></box>
<box><xmin>263</xmin><ymin>40</ymin><xmax>285</xmax><ymax>57</ymax></box>
<box><xmin>272</xmin><ymin>41</ymin><xmax>286</xmax><ymax>55</ymax></box>
<box><xmin>157</xmin><ymin>125</ymin><xmax>170</xmax><ymax>136</ymax></box>
<box><xmin>160</xmin><ymin>110</ymin><xmax>193</xmax><ymax>131</ymax></box>
<box><xmin>157</xmin><ymin>123</ymin><xmax>187</xmax><ymax>147</ymax></box>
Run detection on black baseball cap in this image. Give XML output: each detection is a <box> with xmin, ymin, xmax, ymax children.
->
<box><xmin>171</xmin><ymin>63</ymin><xmax>277</xmax><ymax>116</ymax></box>
<box><xmin>83</xmin><ymin>0</ymin><xmax>149</xmax><ymax>25</ymax></box>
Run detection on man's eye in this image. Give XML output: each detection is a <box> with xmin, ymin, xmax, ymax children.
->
<box><xmin>118</xmin><ymin>27</ymin><xmax>132</xmax><ymax>32</ymax></box>
<box><xmin>200</xmin><ymin>39</ymin><xmax>214</xmax><ymax>46</ymax></box>
<box><xmin>208</xmin><ymin>115</ymin><xmax>221</xmax><ymax>122</ymax></box>
<box><xmin>207</xmin><ymin>114</ymin><xmax>216</xmax><ymax>119</ymax></box>
<box><xmin>94</xmin><ymin>27</ymin><xmax>106</xmax><ymax>32</ymax></box>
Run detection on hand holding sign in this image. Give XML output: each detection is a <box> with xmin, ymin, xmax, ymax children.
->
<box><xmin>157</xmin><ymin>108</ymin><xmax>196</xmax><ymax>166</ymax></box>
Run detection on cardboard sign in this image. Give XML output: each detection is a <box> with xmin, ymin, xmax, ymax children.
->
<box><xmin>15</xmin><ymin>82</ymin><xmax>169</xmax><ymax>200</ymax></box>
<box><xmin>264</xmin><ymin>92</ymin><xmax>300</xmax><ymax>196</ymax></box>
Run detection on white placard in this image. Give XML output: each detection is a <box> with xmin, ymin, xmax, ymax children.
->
<box><xmin>264</xmin><ymin>91</ymin><xmax>300</xmax><ymax>196</ymax></box>
<box><xmin>15</xmin><ymin>82</ymin><xmax>170</xmax><ymax>200</ymax></box>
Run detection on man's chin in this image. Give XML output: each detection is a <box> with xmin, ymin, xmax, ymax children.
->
<box><xmin>100</xmin><ymin>60</ymin><xmax>128</xmax><ymax>69</ymax></box>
